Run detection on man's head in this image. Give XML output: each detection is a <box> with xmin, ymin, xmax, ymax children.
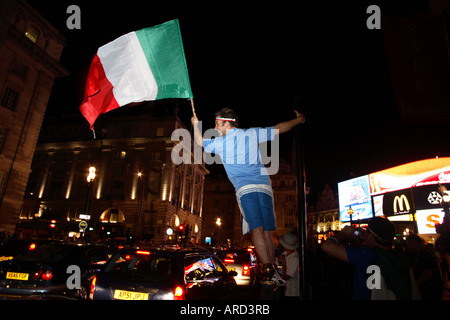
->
<box><xmin>214</xmin><ymin>108</ymin><xmax>238</xmax><ymax>136</ymax></box>
<box><xmin>368</xmin><ymin>217</ymin><xmax>396</xmax><ymax>248</ymax></box>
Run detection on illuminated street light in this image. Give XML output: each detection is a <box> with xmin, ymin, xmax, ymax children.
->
<box><xmin>216</xmin><ymin>218</ymin><xmax>221</xmax><ymax>246</ymax></box>
<box><xmin>87</xmin><ymin>166</ymin><xmax>96</xmax><ymax>182</ymax></box>
<box><xmin>347</xmin><ymin>206</ymin><xmax>354</xmax><ymax>225</ymax></box>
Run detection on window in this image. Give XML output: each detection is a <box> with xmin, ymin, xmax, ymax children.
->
<box><xmin>1</xmin><ymin>88</ymin><xmax>20</xmax><ymax>111</ymax></box>
<box><xmin>156</xmin><ymin>128</ymin><xmax>164</xmax><ymax>137</ymax></box>
<box><xmin>184</xmin><ymin>255</ymin><xmax>226</xmax><ymax>282</ymax></box>
<box><xmin>25</xmin><ymin>25</ymin><xmax>39</xmax><ymax>43</ymax></box>
<box><xmin>104</xmin><ymin>252</ymin><xmax>175</xmax><ymax>283</ymax></box>
<box><xmin>0</xmin><ymin>126</ymin><xmax>8</xmax><ymax>153</ymax></box>
<box><xmin>0</xmin><ymin>170</ymin><xmax>8</xmax><ymax>197</ymax></box>
<box><xmin>11</xmin><ymin>60</ymin><xmax>28</xmax><ymax>79</ymax></box>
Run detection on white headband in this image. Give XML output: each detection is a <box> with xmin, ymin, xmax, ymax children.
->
<box><xmin>216</xmin><ymin>117</ymin><xmax>236</xmax><ymax>122</ymax></box>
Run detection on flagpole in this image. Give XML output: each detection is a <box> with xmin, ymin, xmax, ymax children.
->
<box><xmin>190</xmin><ymin>99</ymin><xmax>195</xmax><ymax>114</ymax></box>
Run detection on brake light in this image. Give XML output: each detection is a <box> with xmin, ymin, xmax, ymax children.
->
<box><xmin>136</xmin><ymin>250</ymin><xmax>150</xmax><ymax>255</ymax></box>
<box><xmin>33</xmin><ymin>269</ymin><xmax>53</xmax><ymax>280</ymax></box>
<box><xmin>224</xmin><ymin>258</ymin><xmax>235</xmax><ymax>264</ymax></box>
<box><xmin>243</xmin><ymin>265</ymin><xmax>250</xmax><ymax>276</ymax></box>
<box><xmin>41</xmin><ymin>270</ymin><xmax>53</xmax><ymax>280</ymax></box>
<box><xmin>174</xmin><ymin>286</ymin><xmax>184</xmax><ymax>300</ymax></box>
<box><xmin>90</xmin><ymin>276</ymin><xmax>97</xmax><ymax>299</ymax></box>
<box><xmin>29</xmin><ymin>243</ymin><xmax>36</xmax><ymax>250</ymax></box>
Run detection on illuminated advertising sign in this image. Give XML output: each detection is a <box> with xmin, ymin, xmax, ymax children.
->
<box><xmin>338</xmin><ymin>158</ymin><xmax>450</xmax><ymax>223</ymax></box>
<box><xmin>338</xmin><ymin>175</ymin><xmax>373</xmax><ymax>222</ymax></box>
<box><xmin>416</xmin><ymin>209</ymin><xmax>445</xmax><ymax>234</ymax></box>
<box><xmin>381</xmin><ymin>189</ymin><xmax>415</xmax><ymax>216</ymax></box>
<box><xmin>369</xmin><ymin>158</ymin><xmax>450</xmax><ymax>195</ymax></box>
<box><xmin>412</xmin><ymin>184</ymin><xmax>450</xmax><ymax>210</ymax></box>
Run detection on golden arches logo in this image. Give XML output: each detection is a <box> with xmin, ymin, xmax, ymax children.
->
<box><xmin>393</xmin><ymin>194</ymin><xmax>410</xmax><ymax>213</ymax></box>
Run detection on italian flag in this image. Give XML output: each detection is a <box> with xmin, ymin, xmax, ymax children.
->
<box><xmin>80</xmin><ymin>19</ymin><xmax>193</xmax><ymax>129</ymax></box>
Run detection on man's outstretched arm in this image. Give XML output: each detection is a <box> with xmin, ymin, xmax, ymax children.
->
<box><xmin>274</xmin><ymin>110</ymin><xmax>305</xmax><ymax>134</ymax></box>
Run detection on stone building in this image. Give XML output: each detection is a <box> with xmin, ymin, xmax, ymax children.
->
<box><xmin>0</xmin><ymin>0</ymin><xmax>68</xmax><ymax>232</ymax></box>
<box><xmin>307</xmin><ymin>184</ymin><xmax>341</xmax><ymax>242</ymax></box>
<box><xmin>22</xmin><ymin>103</ymin><xmax>209</xmax><ymax>243</ymax></box>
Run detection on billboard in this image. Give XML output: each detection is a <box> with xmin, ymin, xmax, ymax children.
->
<box><xmin>369</xmin><ymin>158</ymin><xmax>450</xmax><ymax>195</ymax></box>
<box><xmin>416</xmin><ymin>209</ymin><xmax>445</xmax><ymax>234</ymax></box>
<box><xmin>338</xmin><ymin>158</ymin><xmax>450</xmax><ymax>226</ymax></box>
<box><xmin>381</xmin><ymin>189</ymin><xmax>415</xmax><ymax>217</ymax></box>
<box><xmin>338</xmin><ymin>175</ymin><xmax>373</xmax><ymax>222</ymax></box>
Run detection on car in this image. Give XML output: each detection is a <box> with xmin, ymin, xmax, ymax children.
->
<box><xmin>90</xmin><ymin>246</ymin><xmax>237</xmax><ymax>300</ymax></box>
<box><xmin>0</xmin><ymin>243</ymin><xmax>109</xmax><ymax>299</ymax></box>
<box><xmin>217</xmin><ymin>249</ymin><xmax>261</xmax><ymax>287</ymax></box>
<box><xmin>0</xmin><ymin>238</ymin><xmax>64</xmax><ymax>262</ymax></box>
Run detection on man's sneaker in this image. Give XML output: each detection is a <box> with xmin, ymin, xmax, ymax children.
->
<box><xmin>272</xmin><ymin>271</ymin><xmax>286</xmax><ymax>286</ymax></box>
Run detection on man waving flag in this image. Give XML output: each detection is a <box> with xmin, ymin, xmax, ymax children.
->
<box><xmin>80</xmin><ymin>19</ymin><xmax>193</xmax><ymax>130</ymax></box>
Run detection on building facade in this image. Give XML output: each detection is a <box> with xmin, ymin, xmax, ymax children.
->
<box><xmin>307</xmin><ymin>184</ymin><xmax>341</xmax><ymax>243</ymax></box>
<box><xmin>0</xmin><ymin>0</ymin><xmax>68</xmax><ymax>232</ymax></box>
<box><xmin>22</xmin><ymin>103</ymin><xmax>209</xmax><ymax>243</ymax></box>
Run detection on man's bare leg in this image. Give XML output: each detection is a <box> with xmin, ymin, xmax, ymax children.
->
<box><xmin>251</xmin><ymin>226</ymin><xmax>274</xmax><ymax>265</ymax></box>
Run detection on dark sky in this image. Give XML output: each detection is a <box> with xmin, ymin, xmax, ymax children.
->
<box><xmin>27</xmin><ymin>0</ymin><xmax>449</xmax><ymax>203</ymax></box>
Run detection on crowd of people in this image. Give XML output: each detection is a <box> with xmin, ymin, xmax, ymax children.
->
<box><xmin>304</xmin><ymin>217</ymin><xmax>449</xmax><ymax>300</ymax></box>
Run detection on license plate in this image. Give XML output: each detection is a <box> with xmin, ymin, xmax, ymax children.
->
<box><xmin>6</xmin><ymin>272</ymin><xmax>29</xmax><ymax>281</ymax></box>
<box><xmin>228</xmin><ymin>267</ymin><xmax>236</xmax><ymax>272</ymax></box>
<box><xmin>114</xmin><ymin>289</ymin><xmax>149</xmax><ymax>300</ymax></box>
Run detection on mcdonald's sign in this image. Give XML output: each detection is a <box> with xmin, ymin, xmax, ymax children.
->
<box><xmin>382</xmin><ymin>189</ymin><xmax>415</xmax><ymax>217</ymax></box>
<box><xmin>393</xmin><ymin>194</ymin><xmax>410</xmax><ymax>214</ymax></box>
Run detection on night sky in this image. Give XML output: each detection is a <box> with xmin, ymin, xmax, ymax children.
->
<box><xmin>26</xmin><ymin>0</ymin><xmax>449</xmax><ymax>204</ymax></box>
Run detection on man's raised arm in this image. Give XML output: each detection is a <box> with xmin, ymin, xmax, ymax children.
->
<box><xmin>191</xmin><ymin>112</ymin><xmax>204</xmax><ymax>147</ymax></box>
<box><xmin>274</xmin><ymin>110</ymin><xmax>305</xmax><ymax>135</ymax></box>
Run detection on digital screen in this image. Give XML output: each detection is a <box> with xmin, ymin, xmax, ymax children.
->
<box><xmin>415</xmin><ymin>209</ymin><xmax>445</xmax><ymax>234</ymax></box>
<box><xmin>338</xmin><ymin>175</ymin><xmax>374</xmax><ymax>222</ymax></box>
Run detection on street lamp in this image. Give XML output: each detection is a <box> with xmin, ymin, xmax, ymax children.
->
<box><xmin>216</xmin><ymin>218</ymin><xmax>221</xmax><ymax>247</ymax></box>
<box><xmin>347</xmin><ymin>206</ymin><xmax>354</xmax><ymax>225</ymax></box>
<box><xmin>83</xmin><ymin>166</ymin><xmax>96</xmax><ymax>234</ymax></box>
<box><xmin>136</xmin><ymin>171</ymin><xmax>144</xmax><ymax>237</ymax></box>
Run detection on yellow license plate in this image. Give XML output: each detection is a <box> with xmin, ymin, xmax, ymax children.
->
<box><xmin>114</xmin><ymin>289</ymin><xmax>149</xmax><ymax>300</ymax></box>
<box><xmin>6</xmin><ymin>272</ymin><xmax>29</xmax><ymax>281</ymax></box>
<box><xmin>228</xmin><ymin>267</ymin><xmax>236</xmax><ymax>272</ymax></box>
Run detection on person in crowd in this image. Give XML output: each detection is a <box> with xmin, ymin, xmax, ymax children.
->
<box><xmin>277</xmin><ymin>232</ymin><xmax>300</xmax><ymax>299</ymax></box>
<box><xmin>406</xmin><ymin>234</ymin><xmax>443</xmax><ymax>300</ymax></box>
<box><xmin>321</xmin><ymin>217</ymin><xmax>421</xmax><ymax>299</ymax></box>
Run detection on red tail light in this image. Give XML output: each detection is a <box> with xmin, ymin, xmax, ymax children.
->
<box><xmin>174</xmin><ymin>286</ymin><xmax>184</xmax><ymax>300</ymax></box>
<box><xmin>41</xmin><ymin>270</ymin><xmax>53</xmax><ymax>280</ymax></box>
<box><xmin>90</xmin><ymin>276</ymin><xmax>97</xmax><ymax>299</ymax></box>
<box><xmin>29</xmin><ymin>243</ymin><xmax>36</xmax><ymax>250</ymax></box>
<box><xmin>33</xmin><ymin>269</ymin><xmax>53</xmax><ymax>280</ymax></box>
<box><xmin>136</xmin><ymin>250</ymin><xmax>150</xmax><ymax>255</ymax></box>
<box><xmin>224</xmin><ymin>258</ymin><xmax>235</xmax><ymax>264</ymax></box>
<box><xmin>242</xmin><ymin>265</ymin><xmax>250</xmax><ymax>276</ymax></box>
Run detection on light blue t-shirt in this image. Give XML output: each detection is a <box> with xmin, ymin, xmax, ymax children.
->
<box><xmin>203</xmin><ymin>127</ymin><xmax>275</xmax><ymax>191</ymax></box>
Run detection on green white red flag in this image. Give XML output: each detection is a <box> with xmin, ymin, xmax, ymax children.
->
<box><xmin>80</xmin><ymin>19</ymin><xmax>193</xmax><ymax>129</ymax></box>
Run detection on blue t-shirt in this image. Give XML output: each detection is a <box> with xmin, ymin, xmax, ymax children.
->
<box><xmin>345</xmin><ymin>246</ymin><xmax>376</xmax><ymax>300</ymax></box>
<box><xmin>203</xmin><ymin>127</ymin><xmax>275</xmax><ymax>190</ymax></box>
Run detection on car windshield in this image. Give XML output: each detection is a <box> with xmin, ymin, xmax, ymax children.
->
<box><xmin>104</xmin><ymin>252</ymin><xmax>176</xmax><ymax>283</ymax></box>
